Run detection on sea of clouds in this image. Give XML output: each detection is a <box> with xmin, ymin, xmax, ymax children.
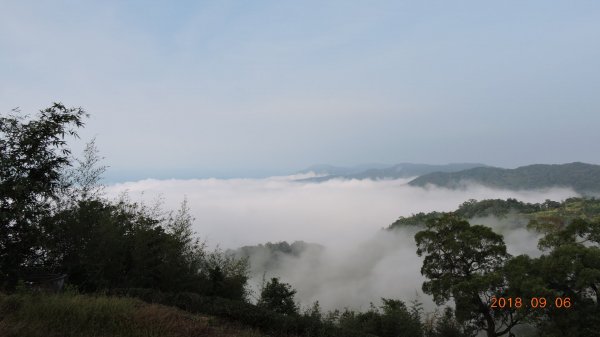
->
<box><xmin>106</xmin><ymin>174</ymin><xmax>578</xmax><ymax>311</ymax></box>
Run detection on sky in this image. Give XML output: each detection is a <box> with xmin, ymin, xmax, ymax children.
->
<box><xmin>2</xmin><ymin>1</ymin><xmax>600</xmax><ymax>180</ymax></box>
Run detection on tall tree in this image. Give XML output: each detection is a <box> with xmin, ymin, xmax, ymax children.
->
<box><xmin>415</xmin><ymin>214</ymin><xmax>520</xmax><ymax>337</ymax></box>
<box><xmin>534</xmin><ymin>218</ymin><xmax>600</xmax><ymax>336</ymax></box>
<box><xmin>60</xmin><ymin>137</ymin><xmax>107</xmax><ymax>205</ymax></box>
<box><xmin>0</xmin><ymin>103</ymin><xmax>87</xmax><ymax>289</ymax></box>
<box><xmin>258</xmin><ymin>277</ymin><xmax>298</xmax><ymax>315</ymax></box>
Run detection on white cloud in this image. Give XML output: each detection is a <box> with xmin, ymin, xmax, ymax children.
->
<box><xmin>106</xmin><ymin>176</ymin><xmax>578</xmax><ymax>310</ymax></box>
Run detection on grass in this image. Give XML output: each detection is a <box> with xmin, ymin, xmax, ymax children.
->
<box><xmin>0</xmin><ymin>292</ymin><xmax>266</xmax><ymax>337</ymax></box>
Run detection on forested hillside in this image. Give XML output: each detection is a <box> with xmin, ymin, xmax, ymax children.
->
<box><xmin>389</xmin><ymin>197</ymin><xmax>600</xmax><ymax>230</ymax></box>
<box><xmin>408</xmin><ymin>163</ymin><xmax>600</xmax><ymax>194</ymax></box>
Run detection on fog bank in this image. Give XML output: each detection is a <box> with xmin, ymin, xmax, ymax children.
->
<box><xmin>106</xmin><ymin>175</ymin><xmax>578</xmax><ymax>310</ymax></box>
<box><xmin>106</xmin><ymin>175</ymin><xmax>576</xmax><ymax>248</ymax></box>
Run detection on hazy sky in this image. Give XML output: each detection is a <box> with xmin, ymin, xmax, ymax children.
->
<box><xmin>2</xmin><ymin>1</ymin><xmax>599</xmax><ymax>179</ymax></box>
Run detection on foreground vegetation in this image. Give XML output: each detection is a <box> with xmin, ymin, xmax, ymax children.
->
<box><xmin>390</xmin><ymin>198</ymin><xmax>600</xmax><ymax>336</ymax></box>
<box><xmin>0</xmin><ymin>289</ymin><xmax>473</xmax><ymax>337</ymax></box>
<box><xmin>0</xmin><ymin>292</ymin><xmax>265</xmax><ymax>337</ymax></box>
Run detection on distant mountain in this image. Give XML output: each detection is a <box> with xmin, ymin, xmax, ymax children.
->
<box><xmin>408</xmin><ymin>162</ymin><xmax>600</xmax><ymax>194</ymax></box>
<box><xmin>297</xmin><ymin>163</ymin><xmax>487</xmax><ymax>182</ymax></box>
<box><xmin>298</xmin><ymin>163</ymin><xmax>391</xmax><ymax>176</ymax></box>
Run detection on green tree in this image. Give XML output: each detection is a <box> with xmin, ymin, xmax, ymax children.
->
<box><xmin>336</xmin><ymin>298</ymin><xmax>423</xmax><ymax>337</ymax></box>
<box><xmin>59</xmin><ymin>138</ymin><xmax>107</xmax><ymax>206</ymax></box>
<box><xmin>165</xmin><ymin>197</ymin><xmax>206</xmax><ymax>290</ymax></box>
<box><xmin>415</xmin><ymin>214</ymin><xmax>520</xmax><ymax>337</ymax></box>
<box><xmin>258</xmin><ymin>277</ymin><xmax>298</xmax><ymax>315</ymax></box>
<box><xmin>431</xmin><ymin>307</ymin><xmax>469</xmax><ymax>337</ymax></box>
<box><xmin>42</xmin><ymin>199</ymin><xmax>129</xmax><ymax>291</ymax></box>
<box><xmin>378</xmin><ymin>298</ymin><xmax>423</xmax><ymax>337</ymax></box>
<box><xmin>200</xmin><ymin>247</ymin><xmax>249</xmax><ymax>300</ymax></box>
<box><xmin>0</xmin><ymin>103</ymin><xmax>87</xmax><ymax>289</ymax></box>
<box><xmin>1</xmin><ymin>102</ymin><xmax>251</xmax><ymax>300</ymax></box>
<box><xmin>533</xmin><ymin>218</ymin><xmax>600</xmax><ymax>336</ymax></box>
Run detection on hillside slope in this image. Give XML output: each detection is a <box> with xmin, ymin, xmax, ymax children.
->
<box><xmin>389</xmin><ymin>197</ymin><xmax>600</xmax><ymax>230</ymax></box>
<box><xmin>0</xmin><ymin>293</ymin><xmax>264</xmax><ymax>337</ymax></box>
<box><xmin>408</xmin><ymin>162</ymin><xmax>600</xmax><ymax>194</ymax></box>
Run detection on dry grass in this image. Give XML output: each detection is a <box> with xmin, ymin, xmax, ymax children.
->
<box><xmin>0</xmin><ymin>292</ymin><xmax>265</xmax><ymax>337</ymax></box>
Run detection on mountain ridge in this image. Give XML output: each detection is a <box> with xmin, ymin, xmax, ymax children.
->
<box><xmin>297</xmin><ymin>162</ymin><xmax>488</xmax><ymax>182</ymax></box>
<box><xmin>408</xmin><ymin>162</ymin><xmax>600</xmax><ymax>194</ymax></box>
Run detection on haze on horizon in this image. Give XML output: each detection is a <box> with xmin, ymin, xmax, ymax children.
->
<box><xmin>2</xmin><ymin>1</ymin><xmax>600</xmax><ymax>180</ymax></box>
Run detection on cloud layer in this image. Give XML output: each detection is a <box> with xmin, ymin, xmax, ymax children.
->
<box><xmin>106</xmin><ymin>176</ymin><xmax>578</xmax><ymax>310</ymax></box>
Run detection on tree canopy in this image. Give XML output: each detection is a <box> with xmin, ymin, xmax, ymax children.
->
<box><xmin>0</xmin><ymin>103</ymin><xmax>87</xmax><ymax>289</ymax></box>
<box><xmin>415</xmin><ymin>213</ymin><xmax>600</xmax><ymax>337</ymax></box>
<box><xmin>416</xmin><ymin>214</ymin><xmax>517</xmax><ymax>337</ymax></box>
<box><xmin>258</xmin><ymin>277</ymin><xmax>298</xmax><ymax>315</ymax></box>
<box><xmin>0</xmin><ymin>104</ymin><xmax>249</xmax><ymax>299</ymax></box>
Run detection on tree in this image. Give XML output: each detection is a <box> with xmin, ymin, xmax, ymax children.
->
<box><xmin>415</xmin><ymin>214</ymin><xmax>520</xmax><ymax>337</ymax></box>
<box><xmin>378</xmin><ymin>298</ymin><xmax>423</xmax><ymax>337</ymax></box>
<box><xmin>0</xmin><ymin>103</ymin><xmax>87</xmax><ymax>289</ymax></box>
<box><xmin>336</xmin><ymin>298</ymin><xmax>424</xmax><ymax>337</ymax></box>
<box><xmin>60</xmin><ymin>137</ymin><xmax>107</xmax><ymax>205</ymax></box>
<box><xmin>258</xmin><ymin>277</ymin><xmax>298</xmax><ymax>315</ymax></box>
<box><xmin>532</xmin><ymin>218</ymin><xmax>600</xmax><ymax>336</ymax></box>
<box><xmin>427</xmin><ymin>307</ymin><xmax>470</xmax><ymax>337</ymax></box>
<box><xmin>200</xmin><ymin>246</ymin><xmax>249</xmax><ymax>300</ymax></box>
<box><xmin>1</xmin><ymin>102</ymin><xmax>252</xmax><ymax>299</ymax></box>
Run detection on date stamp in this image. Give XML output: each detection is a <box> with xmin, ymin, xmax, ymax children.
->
<box><xmin>490</xmin><ymin>297</ymin><xmax>572</xmax><ymax>309</ymax></box>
